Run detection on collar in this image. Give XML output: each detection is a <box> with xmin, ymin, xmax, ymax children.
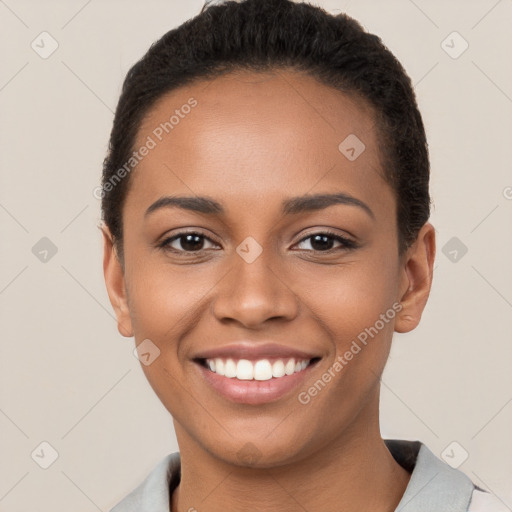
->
<box><xmin>386</xmin><ymin>440</ymin><xmax>475</xmax><ymax>511</ymax></box>
<box><xmin>110</xmin><ymin>440</ymin><xmax>476</xmax><ymax>512</ymax></box>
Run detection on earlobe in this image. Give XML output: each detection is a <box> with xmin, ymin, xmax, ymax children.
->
<box><xmin>100</xmin><ymin>223</ymin><xmax>134</xmax><ymax>338</ymax></box>
<box><xmin>394</xmin><ymin>223</ymin><xmax>436</xmax><ymax>334</ymax></box>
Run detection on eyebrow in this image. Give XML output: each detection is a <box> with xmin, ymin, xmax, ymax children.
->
<box><xmin>144</xmin><ymin>192</ymin><xmax>375</xmax><ymax>220</ymax></box>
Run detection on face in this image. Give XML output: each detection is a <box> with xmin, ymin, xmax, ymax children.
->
<box><xmin>103</xmin><ymin>69</ymin><xmax>435</xmax><ymax>468</ymax></box>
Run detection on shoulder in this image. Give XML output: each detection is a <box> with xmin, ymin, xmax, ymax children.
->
<box><xmin>468</xmin><ymin>489</ymin><xmax>511</xmax><ymax>512</ymax></box>
<box><xmin>386</xmin><ymin>439</ymin><xmax>508</xmax><ymax>512</ymax></box>
<box><xmin>110</xmin><ymin>452</ymin><xmax>181</xmax><ymax>512</ymax></box>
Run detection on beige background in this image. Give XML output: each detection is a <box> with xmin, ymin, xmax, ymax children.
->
<box><xmin>1</xmin><ymin>0</ymin><xmax>511</xmax><ymax>510</ymax></box>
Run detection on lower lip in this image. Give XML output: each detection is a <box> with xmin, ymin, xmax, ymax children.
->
<box><xmin>195</xmin><ymin>360</ymin><xmax>319</xmax><ymax>405</ymax></box>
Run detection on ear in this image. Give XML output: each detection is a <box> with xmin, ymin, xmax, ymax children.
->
<box><xmin>100</xmin><ymin>223</ymin><xmax>134</xmax><ymax>338</ymax></box>
<box><xmin>394</xmin><ymin>222</ymin><xmax>436</xmax><ymax>334</ymax></box>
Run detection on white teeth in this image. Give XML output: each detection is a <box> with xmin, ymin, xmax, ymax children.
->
<box><xmin>214</xmin><ymin>358</ymin><xmax>224</xmax><ymax>376</ymax></box>
<box><xmin>236</xmin><ymin>359</ymin><xmax>254</xmax><ymax>380</ymax></box>
<box><xmin>254</xmin><ymin>360</ymin><xmax>273</xmax><ymax>381</ymax></box>
<box><xmin>205</xmin><ymin>357</ymin><xmax>312</xmax><ymax>380</ymax></box>
<box><xmin>284</xmin><ymin>359</ymin><xmax>295</xmax><ymax>375</ymax></box>
<box><xmin>272</xmin><ymin>360</ymin><xmax>286</xmax><ymax>378</ymax></box>
<box><xmin>224</xmin><ymin>359</ymin><xmax>237</xmax><ymax>378</ymax></box>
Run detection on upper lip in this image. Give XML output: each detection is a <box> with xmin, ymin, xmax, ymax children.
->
<box><xmin>193</xmin><ymin>342</ymin><xmax>321</xmax><ymax>361</ymax></box>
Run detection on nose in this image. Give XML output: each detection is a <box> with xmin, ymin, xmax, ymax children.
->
<box><xmin>211</xmin><ymin>248</ymin><xmax>299</xmax><ymax>329</ymax></box>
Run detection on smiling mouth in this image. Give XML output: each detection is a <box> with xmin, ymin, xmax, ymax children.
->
<box><xmin>196</xmin><ymin>357</ymin><xmax>322</xmax><ymax>381</ymax></box>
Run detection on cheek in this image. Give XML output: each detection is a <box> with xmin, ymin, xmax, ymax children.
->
<box><xmin>292</xmin><ymin>258</ymin><xmax>398</xmax><ymax>431</ymax></box>
<box><xmin>296</xmin><ymin>253</ymin><xmax>399</xmax><ymax>341</ymax></box>
<box><xmin>126</xmin><ymin>257</ymin><xmax>211</xmax><ymax>341</ymax></box>
<box><xmin>126</xmin><ymin>260</ymin><xmax>204</xmax><ymax>415</ymax></box>
<box><xmin>292</xmin><ymin>246</ymin><xmax>400</xmax><ymax>404</ymax></box>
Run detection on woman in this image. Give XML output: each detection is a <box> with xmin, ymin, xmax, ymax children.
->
<box><xmin>100</xmin><ymin>0</ymin><xmax>504</xmax><ymax>510</ymax></box>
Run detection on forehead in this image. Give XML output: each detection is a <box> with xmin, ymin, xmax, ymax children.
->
<box><xmin>126</xmin><ymin>69</ymin><xmax>392</xmax><ymax>221</ymax></box>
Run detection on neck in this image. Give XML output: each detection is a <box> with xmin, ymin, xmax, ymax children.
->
<box><xmin>171</xmin><ymin>404</ymin><xmax>410</xmax><ymax>512</ymax></box>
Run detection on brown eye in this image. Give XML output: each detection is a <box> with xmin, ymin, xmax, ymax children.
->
<box><xmin>294</xmin><ymin>231</ymin><xmax>357</xmax><ymax>252</ymax></box>
<box><xmin>160</xmin><ymin>232</ymin><xmax>218</xmax><ymax>253</ymax></box>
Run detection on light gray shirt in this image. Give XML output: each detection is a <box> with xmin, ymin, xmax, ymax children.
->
<box><xmin>110</xmin><ymin>440</ymin><xmax>504</xmax><ymax>511</ymax></box>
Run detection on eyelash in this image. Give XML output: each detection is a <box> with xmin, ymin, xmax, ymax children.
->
<box><xmin>158</xmin><ymin>230</ymin><xmax>358</xmax><ymax>255</ymax></box>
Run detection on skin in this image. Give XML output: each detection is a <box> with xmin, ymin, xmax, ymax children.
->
<box><xmin>102</xmin><ymin>69</ymin><xmax>435</xmax><ymax>512</ymax></box>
